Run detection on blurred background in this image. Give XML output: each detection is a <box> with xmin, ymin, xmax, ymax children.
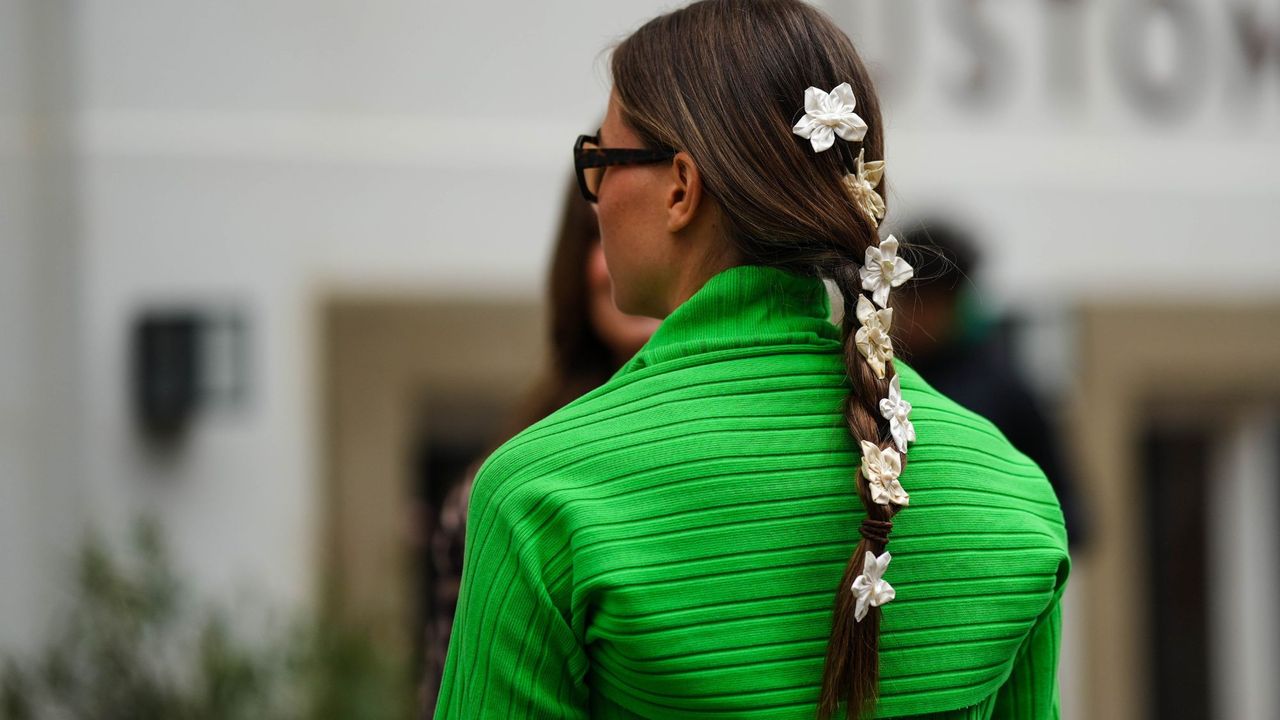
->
<box><xmin>2</xmin><ymin>1</ymin><xmax>1279</xmax><ymax>718</ymax></box>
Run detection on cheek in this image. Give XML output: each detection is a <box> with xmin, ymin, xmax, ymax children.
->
<box><xmin>595</xmin><ymin>198</ymin><xmax>619</xmax><ymax>245</ymax></box>
<box><xmin>596</xmin><ymin>165</ymin><xmax>660</xmax><ymax>234</ymax></box>
<box><xmin>597</xmin><ymin>228</ymin><xmax>638</xmax><ymax>314</ymax></box>
<box><xmin>595</xmin><ymin>169</ymin><xmax>666</xmax><ymax>313</ymax></box>
<box><xmin>594</xmin><ymin>180</ymin><xmax>631</xmax><ymax>243</ymax></box>
<box><xmin>596</xmin><ymin>193</ymin><xmax>636</xmax><ymax>273</ymax></box>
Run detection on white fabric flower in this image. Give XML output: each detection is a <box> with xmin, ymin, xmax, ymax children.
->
<box><xmin>792</xmin><ymin>82</ymin><xmax>868</xmax><ymax>153</ymax></box>
<box><xmin>854</xmin><ymin>294</ymin><xmax>894</xmax><ymax>379</ymax></box>
<box><xmin>879</xmin><ymin>374</ymin><xmax>916</xmax><ymax>454</ymax></box>
<box><xmin>859</xmin><ymin>440</ymin><xmax>909</xmax><ymax>507</ymax></box>
<box><xmin>851</xmin><ymin>550</ymin><xmax>895</xmax><ymax>622</ymax></box>
<box><xmin>843</xmin><ymin>148</ymin><xmax>886</xmax><ymax>227</ymax></box>
<box><xmin>859</xmin><ymin>235</ymin><xmax>914</xmax><ymax>309</ymax></box>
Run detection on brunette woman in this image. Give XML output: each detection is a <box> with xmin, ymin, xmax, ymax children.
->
<box><xmin>436</xmin><ymin>2</ymin><xmax>1070</xmax><ymax>717</ymax></box>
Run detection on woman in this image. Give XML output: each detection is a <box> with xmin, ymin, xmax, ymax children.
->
<box><xmin>419</xmin><ymin>175</ymin><xmax>659</xmax><ymax>713</ymax></box>
<box><xmin>435</xmin><ymin>2</ymin><xmax>1070</xmax><ymax>718</ymax></box>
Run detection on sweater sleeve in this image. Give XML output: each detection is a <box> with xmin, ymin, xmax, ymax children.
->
<box><xmin>432</xmin><ymin>466</ymin><xmax>590</xmax><ymax>720</ymax></box>
<box><xmin>990</xmin><ymin>593</ymin><xmax>1065</xmax><ymax>719</ymax></box>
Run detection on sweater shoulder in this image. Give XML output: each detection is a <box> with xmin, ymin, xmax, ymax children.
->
<box><xmin>475</xmin><ymin>344</ymin><xmax>846</xmax><ymax>482</ymax></box>
<box><xmin>872</xmin><ymin>363</ymin><xmax>1072</xmax><ymax>716</ymax></box>
<box><xmin>896</xmin><ymin>360</ymin><xmax>1066</xmax><ymax>527</ymax></box>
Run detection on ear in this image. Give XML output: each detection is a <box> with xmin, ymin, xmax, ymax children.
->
<box><xmin>664</xmin><ymin>151</ymin><xmax>704</xmax><ymax>233</ymax></box>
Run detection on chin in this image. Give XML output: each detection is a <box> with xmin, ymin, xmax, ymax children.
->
<box><xmin>609</xmin><ymin>285</ymin><xmax>647</xmax><ymax>319</ymax></box>
<box><xmin>609</xmin><ymin>266</ymin><xmax>669</xmax><ymax>319</ymax></box>
<box><xmin>610</xmin><ymin>291</ymin><xmax>641</xmax><ymax>318</ymax></box>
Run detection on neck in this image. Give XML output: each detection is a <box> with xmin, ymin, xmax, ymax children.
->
<box><xmin>663</xmin><ymin>239</ymin><xmax>744</xmax><ymax>318</ymax></box>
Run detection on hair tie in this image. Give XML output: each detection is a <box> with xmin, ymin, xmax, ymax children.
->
<box><xmin>859</xmin><ymin>518</ymin><xmax>894</xmax><ymax>547</ymax></box>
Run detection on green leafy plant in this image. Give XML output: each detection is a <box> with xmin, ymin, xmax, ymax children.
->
<box><xmin>1</xmin><ymin>519</ymin><xmax>415</xmax><ymax>720</ymax></box>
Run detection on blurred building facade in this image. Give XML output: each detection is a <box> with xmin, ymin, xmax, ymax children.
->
<box><xmin>2</xmin><ymin>1</ymin><xmax>1279</xmax><ymax>718</ymax></box>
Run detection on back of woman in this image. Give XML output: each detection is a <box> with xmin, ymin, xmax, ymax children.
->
<box><xmin>434</xmin><ymin>2</ymin><xmax>1070</xmax><ymax>718</ymax></box>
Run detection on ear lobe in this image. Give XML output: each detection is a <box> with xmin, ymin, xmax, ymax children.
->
<box><xmin>666</xmin><ymin>152</ymin><xmax>702</xmax><ymax>233</ymax></box>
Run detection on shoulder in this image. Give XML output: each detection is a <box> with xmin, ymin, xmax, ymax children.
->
<box><xmin>464</xmin><ymin>376</ymin><xmax>640</xmax><ymax>549</ymax></box>
<box><xmin>872</xmin><ymin>362</ymin><xmax>1072</xmax><ymax>716</ymax></box>
<box><xmin>893</xmin><ymin>360</ymin><xmax>1069</xmax><ymax>562</ymax></box>
<box><xmin>896</xmin><ymin>361</ymin><xmax>1065</xmax><ymax>526</ymax></box>
<box><xmin>478</xmin><ymin>345</ymin><xmax>846</xmax><ymax>485</ymax></box>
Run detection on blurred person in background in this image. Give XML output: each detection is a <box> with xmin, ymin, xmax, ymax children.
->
<box><xmin>417</xmin><ymin>175</ymin><xmax>660</xmax><ymax>715</ymax></box>
<box><xmin>434</xmin><ymin>1</ymin><xmax>1069</xmax><ymax>718</ymax></box>
<box><xmin>895</xmin><ymin>217</ymin><xmax>1089</xmax><ymax>550</ymax></box>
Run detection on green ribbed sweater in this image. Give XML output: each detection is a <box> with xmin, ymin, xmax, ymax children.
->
<box><xmin>434</xmin><ymin>264</ymin><xmax>1071</xmax><ymax>719</ymax></box>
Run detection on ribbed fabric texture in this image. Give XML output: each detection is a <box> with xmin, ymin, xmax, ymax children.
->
<box><xmin>434</xmin><ymin>264</ymin><xmax>1071</xmax><ymax>719</ymax></box>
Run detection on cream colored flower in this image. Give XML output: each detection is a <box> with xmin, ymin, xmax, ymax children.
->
<box><xmin>851</xmin><ymin>550</ymin><xmax>895</xmax><ymax>622</ymax></box>
<box><xmin>792</xmin><ymin>82</ymin><xmax>868</xmax><ymax>153</ymax></box>
<box><xmin>854</xmin><ymin>294</ymin><xmax>894</xmax><ymax>379</ymax></box>
<box><xmin>859</xmin><ymin>235</ymin><xmax>914</xmax><ymax>309</ymax></box>
<box><xmin>843</xmin><ymin>148</ymin><xmax>886</xmax><ymax>227</ymax></box>
<box><xmin>859</xmin><ymin>440</ymin><xmax>909</xmax><ymax>507</ymax></box>
<box><xmin>879</xmin><ymin>374</ymin><xmax>915</xmax><ymax>454</ymax></box>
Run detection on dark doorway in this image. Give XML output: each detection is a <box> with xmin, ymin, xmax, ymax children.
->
<box><xmin>1142</xmin><ymin>420</ymin><xmax>1211</xmax><ymax>720</ymax></box>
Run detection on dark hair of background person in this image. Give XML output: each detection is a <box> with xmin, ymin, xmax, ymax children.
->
<box><xmin>418</xmin><ymin>173</ymin><xmax>648</xmax><ymax>717</ymax></box>
<box><xmin>895</xmin><ymin>216</ymin><xmax>1089</xmax><ymax>550</ymax></box>
<box><xmin>489</xmin><ymin>177</ymin><xmax>625</xmax><ymax>449</ymax></box>
<box><xmin>611</xmin><ymin>1</ymin><xmax>905</xmax><ymax>716</ymax></box>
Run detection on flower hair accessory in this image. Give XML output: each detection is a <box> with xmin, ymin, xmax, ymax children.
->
<box><xmin>880</xmin><ymin>375</ymin><xmax>916</xmax><ymax>454</ymax></box>
<box><xmin>853</xmin><ymin>295</ymin><xmax>894</xmax><ymax>379</ymax></box>
<box><xmin>844</xmin><ymin>148</ymin><xmax>886</xmax><ymax>227</ymax></box>
<box><xmin>860</xmin><ymin>234</ymin><xmax>913</xmax><ymax>309</ymax></box>
<box><xmin>859</xmin><ymin>441</ymin><xmax>909</xmax><ymax>507</ymax></box>
<box><xmin>851</xmin><ymin>550</ymin><xmax>895</xmax><ymax>622</ymax></box>
<box><xmin>792</xmin><ymin>82</ymin><xmax>868</xmax><ymax>153</ymax></box>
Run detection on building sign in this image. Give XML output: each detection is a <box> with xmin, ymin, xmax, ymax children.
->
<box><xmin>832</xmin><ymin>0</ymin><xmax>1280</xmax><ymax>128</ymax></box>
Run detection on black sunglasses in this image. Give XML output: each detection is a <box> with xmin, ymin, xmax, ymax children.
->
<box><xmin>573</xmin><ymin>133</ymin><xmax>678</xmax><ymax>203</ymax></box>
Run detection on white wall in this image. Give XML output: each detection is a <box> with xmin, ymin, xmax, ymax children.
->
<box><xmin>69</xmin><ymin>0</ymin><xmax>683</xmax><ymax>620</ymax></box>
<box><xmin>0</xmin><ymin>0</ymin><xmax>86</xmax><ymax>653</ymax></box>
<box><xmin>0</xmin><ymin>0</ymin><xmax>39</xmax><ymax>653</ymax></box>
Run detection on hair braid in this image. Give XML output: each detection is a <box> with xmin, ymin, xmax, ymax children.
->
<box><xmin>816</xmin><ymin>264</ymin><xmax>908</xmax><ymax>719</ymax></box>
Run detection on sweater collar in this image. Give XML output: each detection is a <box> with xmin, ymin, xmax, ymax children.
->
<box><xmin>614</xmin><ymin>264</ymin><xmax>839</xmax><ymax>376</ymax></box>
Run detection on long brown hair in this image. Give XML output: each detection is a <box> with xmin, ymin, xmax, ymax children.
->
<box><xmin>489</xmin><ymin>174</ymin><xmax>622</xmax><ymax>451</ymax></box>
<box><xmin>611</xmin><ymin>2</ymin><xmax>903</xmax><ymax>716</ymax></box>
